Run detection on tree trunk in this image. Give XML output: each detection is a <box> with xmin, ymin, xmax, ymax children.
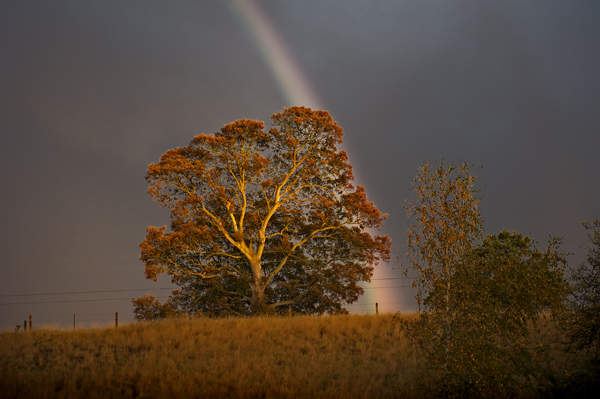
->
<box><xmin>250</xmin><ymin>283</ymin><xmax>267</xmax><ymax>315</ymax></box>
<box><xmin>249</xmin><ymin>259</ymin><xmax>269</xmax><ymax>316</ymax></box>
<box><xmin>444</xmin><ymin>263</ymin><xmax>451</xmax><ymax>374</ymax></box>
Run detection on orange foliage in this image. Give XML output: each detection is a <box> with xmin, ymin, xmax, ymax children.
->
<box><xmin>138</xmin><ymin>107</ymin><xmax>390</xmax><ymax>316</ymax></box>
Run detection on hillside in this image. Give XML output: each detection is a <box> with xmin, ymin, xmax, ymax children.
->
<box><xmin>0</xmin><ymin>314</ymin><xmax>421</xmax><ymax>399</ymax></box>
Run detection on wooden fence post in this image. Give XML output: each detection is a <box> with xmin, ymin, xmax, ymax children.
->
<box><xmin>29</xmin><ymin>315</ymin><xmax>32</xmax><ymax>331</ymax></box>
<box><xmin>115</xmin><ymin>312</ymin><xmax>118</xmax><ymax>327</ymax></box>
<box><xmin>24</xmin><ymin>320</ymin><xmax>27</xmax><ymax>331</ymax></box>
<box><xmin>73</xmin><ymin>314</ymin><xmax>76</xmax><ymax>330</ymax></box>
<box><xmin>376</xmin><ymin>303</ymin><xmax>379</xmax><ymax>316</ymax></box>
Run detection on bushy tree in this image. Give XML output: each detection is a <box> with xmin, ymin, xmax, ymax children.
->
<box><xmin>132</xmin><ymin>294</ymin><xmax>178</xmax><ymax>321</ymax></box>
<box><xmin>401</xmin><ymin>161</ymin><xmax>569</xmax><ymax>398</ymax></box>
<box><xmin>136</xmin><ymin>107</ymin><xmax>390</xmax><ymax>317</ymax></box>
<box><xmin>560</xmin><ymin>217</ymin><xmax>600</xmax><ymax>395</ymax></box>
<box><xmin>438</xmin><ymin>231</ymin><xmax>567</xmax><ymax>396</ymax></box>
<box><xmin>567</xmin><ymin>217</ymin><xmax>600</xmax><ymax>359</ymax></box>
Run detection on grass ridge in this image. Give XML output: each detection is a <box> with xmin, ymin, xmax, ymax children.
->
<box><xmin>0</xmin><ymin>314</ymin><xmax>420</xmax><ymax>399</ymax></box>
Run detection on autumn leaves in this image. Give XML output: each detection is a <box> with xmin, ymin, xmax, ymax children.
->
<box><xmin>138</xmin><ymin>107</ymin><xmax>390</xmax><ymax>316</ymax></box>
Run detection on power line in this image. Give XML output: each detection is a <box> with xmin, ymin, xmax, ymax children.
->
<box><xmin>4</xmin><ymin>256</ymin><xmax>139</xmax><ymax>265</ymax></box>
<box><xmin>347</xmin><ymin>303</ymin><xmax>416</xmax><ymax>306</ymax></box>
<box><xmin>0</xmin><ymin>312</ymin><xmax>120</xmax><ymax>320</ymax></box>
<box><xmin>0</xmin><ymin>287</ymin><xmax>173</xmax><ymax>298</ymax></box>
<box><xmin>370</xmin><ymin>277</ymin><xmax>414</xmax><ymax>280</ymax></box>
<box><xmin>0</xmin><ymin>279</ymin><xmax>412</xmax><ymax>299</ymax></box>
<box><xmin>0</xmin><ymin>296</ymin><xmax>171</xmax><ymax>306</ymax></box>
<box><xmin>0</xmin><ymin>287</ymin><xmax>412</xmax><ymax>305</ymax></box>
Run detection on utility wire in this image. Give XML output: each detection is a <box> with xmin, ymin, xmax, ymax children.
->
<box><xmin>348</xmin><ymin>303</ymin><xmax>416</xmax><ymax>306</ymax></box>
<box><xmin>0</xmin><ymin>287</ymin><xmax>174</xmax><ymax>298</ymax></box>
<box><xmin>0</xmin><ymin>286</ymin><xmax>411</xmax><ymax>305</ymax></box>
<box><xmin>0</xmin><ymin>279</ymin><xmax>414</xmax><ymax>299</ymax></box>
<box><xmin>370</xmin><ymin>277</ymin><xmax>414</xmax><ymax>280</ymax></box>
<box><xmin>0</xmin><ymin>296</ymin><xmax>171</xmax><ymax>306</ymax></box>
<box><xmin>0</xmin><ymin>313</ymin><xmax>124</xmax><ymax>320</ymax></box>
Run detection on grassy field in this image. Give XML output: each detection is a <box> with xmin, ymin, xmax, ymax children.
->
<box><xmin>0</xmin><ymin>314</ymin><xmax>424</xmax><ymax>399</ymax></box>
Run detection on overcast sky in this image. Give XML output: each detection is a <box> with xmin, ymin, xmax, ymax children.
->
<box><xmin>1</xmin><ymin>0</ymin><xmax>599</xmax><ymax>330</ymax></box>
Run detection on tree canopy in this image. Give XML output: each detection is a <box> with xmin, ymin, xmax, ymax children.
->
<box><xmin>137</xmin><ymin>107</ymin><xmax>390</xmax><ymax>316</ymax></box>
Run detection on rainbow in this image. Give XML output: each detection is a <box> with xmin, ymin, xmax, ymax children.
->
<box><xmin>228</xmin><ymin>0</ymin><xmax>322</xmax><ymax>110</ymax></box>
<box><xmin>228</xmin><ymin>0</ymin><xmax>405</xmax><ymax>313</ymax></box>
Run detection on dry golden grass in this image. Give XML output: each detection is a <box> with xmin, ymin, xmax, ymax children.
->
<box><xmin>0</xmin><ymin>314</ymin><xmax>423</xmax><ymax>399</ymax></box>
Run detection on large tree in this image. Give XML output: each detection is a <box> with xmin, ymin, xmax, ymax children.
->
<box><xmin>137</xmin><ymin>107</ymin><xmax>390</xmax><ymax>316</ymax></box>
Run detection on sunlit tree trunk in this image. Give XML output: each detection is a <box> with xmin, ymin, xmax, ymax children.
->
<box><xmin>444</xmin><ymin>262</ymin><xmax>451</xmax><ymax>372</ymax></box>
<box><xmin>249</xmin><ymin>259</ymin><xmax>267</xmax><ymax>315</ymax></box>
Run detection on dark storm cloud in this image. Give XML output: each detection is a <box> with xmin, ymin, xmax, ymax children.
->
<box><xmin>1</xmin><ymin>0</ymin><xmax>599</xmax><ymax>327</ymax></box>
<box><xmin>0</xmin><ymin>0</ymin><xmax>284</xmax><ymax>327</ymax></box>
<box><xmin>266</xmin><ymin>0</ymin><xmax>599</xmax><ymax>228</ymax></box>
<box><xmin>1</xmin><ymin>1</ymin><xmax>280</xmax><ymax>165</ymax></box>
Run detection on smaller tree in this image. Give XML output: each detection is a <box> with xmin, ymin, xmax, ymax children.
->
<box><xmin>439</xmin><ymin>231</ymin><xmax>568</xmax><ymax>396</ymax></box>
<box><xmin>401</xmin><ymin>160</ymin><xmax>484</xmax><ymax>391</ymax></box>
<box><xmin>132</xmin><ymin>294</ymin><xmax>179</xmax><ymax>321</ymax></box>
<box><xmin>404</xmin><ymin>160</ymin><xmax>483</xmax><ymax>309</ymax></box>
<box><xmin>561</xmin><ymin>217</ymin><xmax>600</xmax><ymax>395</ymax></box>
<box><xmin>567</xmin><ymin>217</ymin><xmax>600</xmax><ymax>359</ymax></box>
